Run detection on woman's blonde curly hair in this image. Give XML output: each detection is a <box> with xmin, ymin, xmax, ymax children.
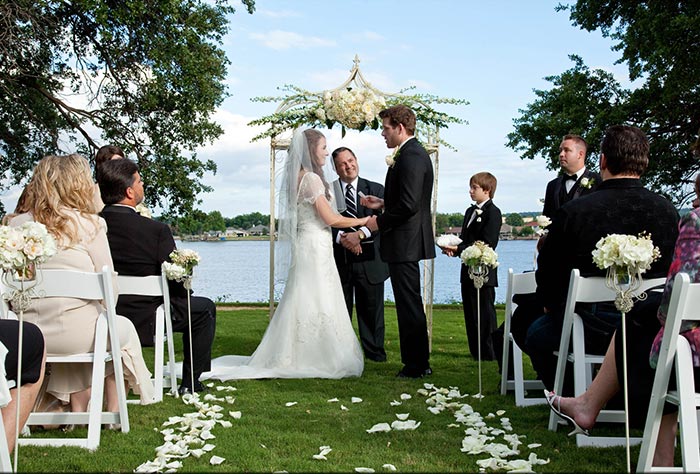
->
<box><xmin>25</xmin><ymin>154</ymin><xmax>100</xmax><ymax>245</ymax></box>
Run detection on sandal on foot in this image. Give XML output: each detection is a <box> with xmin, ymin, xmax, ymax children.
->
<box><xmin>544</xmin><ymin>389</ymin><xmax>589</xmax><ymax>437</ymax></box>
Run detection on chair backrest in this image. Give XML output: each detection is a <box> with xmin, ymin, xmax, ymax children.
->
<box><xmin>4</xmin><ymin>266</ymin><xmax>116</xmax><ymax>305</ymax></box>
<box><xmin>116</xmin><ymin>273</ymin><xmax>169</xmax><ymax>299</ymax></box>
<box><xmin>564</xmin><ymin>269</ymin><xmax>666</xmax><ymax>315</ymax></box>
<box><xmin>505</xmin><ymin>268</ymin><xmax>537</xmax><ymax>322</ymax></box>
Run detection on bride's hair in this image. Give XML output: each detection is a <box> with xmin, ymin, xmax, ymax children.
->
<box><xmin>303</xmin><ymin>128</ymin><xmax>331</xmax><ymax>200</ymax></box>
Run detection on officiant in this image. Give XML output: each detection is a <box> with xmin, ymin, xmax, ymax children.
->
<box><xmin>331</xmin><ymin>147</ymin><xmax>389</xmax><ymax>362</ymax></box>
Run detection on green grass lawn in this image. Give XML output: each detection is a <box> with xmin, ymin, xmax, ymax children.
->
<box><xmin>15</xmin><ymin>305</ymin><xmax>646</xmax><ymax>472</ymax></box>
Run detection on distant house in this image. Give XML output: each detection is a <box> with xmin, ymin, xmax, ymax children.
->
<box><xmin>248</xmin><ymin>224</ymin><xmax>269</xmax><ymax>236</ymax></box>
<box><xmin>443</xmin><ymin>226</ymin><xmax>461</xmax><ymax>235</ymax></box>
<box><xmin>499</xmin><ymin>223</ymin><xmax>513</xmax><ymax>240</ymax></box>
<box><xmin>225</xmin><ymin>227</ymin><xmax>249</xmax><ymax>237</ymax></box>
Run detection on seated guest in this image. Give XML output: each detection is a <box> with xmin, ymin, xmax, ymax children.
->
<box><xmin>92</xmin><ymin>144</ymin><xmax>126</xmax><ymax>210</ymax></box>
<box><xmin>97</xmin><ymin>158</ymin><xmax>216</xmax><ymax>395</ymax></box>
<box><xmin>9</xmin><ymin>154</ymin><xmax>154</xmax><ymax>412</ymax></box>
<box><xmin>546</xmin><ymin>151</ymin><xmax>700</xmax><ymax>469</ymax></box>
<box><xmin>0</xmin><ymin>320</ymin><xmax>46</xmax><ymax>455</ymax></box>
<box><xmin>523</xmin><ymin>125</ymin><xmax>679</xmax><ymax>393</ymax></box>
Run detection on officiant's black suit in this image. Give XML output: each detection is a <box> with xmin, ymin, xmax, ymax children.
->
<box><xmin>455</xmin><ymin>199</ymin><xmax>501</xmax><ymax>360</ymax></box>
<box><xmin>100</xmin><ymin>205</ymin><xmax>216</xmax><ymax>389</ymax></box>
<box><xmin>377</xmin><ymin>137</ymin><xmax>435</xmax><ymax>376</ymax></box>
<box><xmin>542</xmin><ymin>168</ymin><xmax>600</xmax><ymax>218</ymax></box>
<box><xmin>525</xmin><ymin>178</ymin><xmax>679</xmax><ymax>391</ymax></box>
<box><xmin>333</xmin><ymin>177</ymin><xmax>390</xmax><ymax>362</ymax></box>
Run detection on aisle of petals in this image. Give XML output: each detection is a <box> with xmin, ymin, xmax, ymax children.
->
<box><xmin>135</xmin><ymin>381</ymin><xmax>549</xmax><ymax>473</ymax></box>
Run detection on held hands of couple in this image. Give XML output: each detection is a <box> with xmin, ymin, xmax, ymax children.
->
<box><xmin>440</xmin><ymin>244</ymin><xmax>458</xmax><ymax>257</ymax></box>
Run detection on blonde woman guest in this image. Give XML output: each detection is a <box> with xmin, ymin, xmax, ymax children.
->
<box><xmin>9</xmin><ymin>154</ymin><xmax>154</xmax><ymax>413</ymax></box>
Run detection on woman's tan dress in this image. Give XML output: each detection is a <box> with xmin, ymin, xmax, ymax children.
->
<box><xmin>10</xmin><ymin>212</ymin><xmax>154</xmax><ymax>404</ymax></box>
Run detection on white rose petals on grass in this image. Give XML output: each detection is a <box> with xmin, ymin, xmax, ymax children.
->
<box><xmin>312</xmin><ymin>446</ymin><xmax>332</xmax><ymax>461</ymax></box>
<box><xmin>414</xmin><ymin>383</ymin><xmax>549</xmax><ymax>472</ymax></box>
<box><xmin>285</xmin><ymin>401</ymin><xmax>298</xmax><ymax>407</ymax></box>
<box><xmin>366</xmin><ymin>422</ymin><xmax>392</xmax><ymax>433</ymax></box>
<box><xmin>382</xmin><ymin>464</ymin><xmax>397</xmax><ymax>471</ymax></box>
<box><xmin>351</xmin><ymin>397</ymin><xmax>363</xmax><ymax>403</ymax></box>
<box><xmin>135</xmin><ymin>385</ymin><xmax>239</xmax><ymax>473</ymax></box>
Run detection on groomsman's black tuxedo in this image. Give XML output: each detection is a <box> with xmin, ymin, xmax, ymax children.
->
<box><xmin>542</xmin><ymin>168</ymin><xmax>600</xmax><ymax>218</ymax></box>
<box><xmin>332</xmin><ymin>177</ymin><xmax>390</xmax><ymax>362</ymax></box>
<box><xmin>377</xmin><ymin>137</ymin><xmax>435</xmax><ymax>377</ymax></box>
<box><xmin>100</xmin><ymin>205</ymin><xmax>216</xmax><ymax>390</ymax></box>
<box><xmin>455</xmin><ymin>199</ymin><xmax>501</xmax><ymax>360</ymax></box>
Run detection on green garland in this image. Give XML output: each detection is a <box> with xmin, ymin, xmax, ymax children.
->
<box><xmin>248</xmin><ymin>84</ymin><xmax>469</xmax><ymax>149</ymax></box>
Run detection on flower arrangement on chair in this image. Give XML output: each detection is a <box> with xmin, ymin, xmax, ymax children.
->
<box><xmin>591</xmin><ymin>232</ymin><xmax>660</xmax><ymax>472</ymax></box>
<box><xmin>163</xmin><ymin>249</ymin><xmax>201</xmax><ymax>397</ymax></box>
<box><xmin>0</xmin><ymin>221</ymin><xmax>56</xmax><ymax>471</ymax></box>
<box><xmin>460</xmin><ymin>240</ymin><xmax>499</xmax><ymax>399</ymax></box>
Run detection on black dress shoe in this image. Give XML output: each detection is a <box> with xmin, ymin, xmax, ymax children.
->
<box><xmin>396</xmin><ymin>366</ymin><xmax>432</xmax><ymax>378</ymax></box>
<box><xmin>178</xmin><ymin>382</ymin><xmax>206</xmax><ymax>395</ymax></box>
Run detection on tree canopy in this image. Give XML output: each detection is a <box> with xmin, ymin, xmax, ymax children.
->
<box><xmin>0</xmin><ymin>0</ymin><xmax>255</xmax><ymax>215</ymax></box>
<box><xmin>507</xmin><ymin>1</ymin><xmax>700</xmax><ymax>206</ymax></box>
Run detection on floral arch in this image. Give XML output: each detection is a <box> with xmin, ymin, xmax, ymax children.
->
<box><xmin>249</xmin><ymin>55</ymin><xmax>467</xmax><ymax>349</ymax></box>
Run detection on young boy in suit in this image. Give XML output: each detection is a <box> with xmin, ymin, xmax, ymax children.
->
<box><xmin>441</xmin><ymin>172</ymin><xmax>502</xmax><ymax>360</ymax></box>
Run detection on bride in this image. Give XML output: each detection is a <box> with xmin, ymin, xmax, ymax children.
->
<box><xmin>203</xmin><ymin>128</ymin><xmax>369</xmax><ymax>380</ymax></box>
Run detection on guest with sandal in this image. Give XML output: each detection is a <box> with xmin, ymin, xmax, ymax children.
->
<box><xmin>546</xmin><ymin>150</ymin><xmax>700</xmax><ymax>468</ymax></box>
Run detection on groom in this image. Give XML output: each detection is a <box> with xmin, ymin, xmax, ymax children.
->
<box><xmin>364</xmin><ymin>104</ymin><xmax>435</xmax><ymax>378</ymax></box>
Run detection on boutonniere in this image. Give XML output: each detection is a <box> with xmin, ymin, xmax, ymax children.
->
<box><xmin>475</xmin><ymin>208</ymin><xmax>483</xmax><ymax>222</ymax></box>
<box><xmin>580</xmin><ymin>177</ymin><xmax>594</xmax><ymax>189</ymax></box>
<box><xmin>385</xmin><ymin>147</ymin><xmax>400</xmax><ymax>168</ymax></box>
<box><xmin>135</xmin><ymin>202</ymin><xmax>152</xmax><ymax>219</ymax></box>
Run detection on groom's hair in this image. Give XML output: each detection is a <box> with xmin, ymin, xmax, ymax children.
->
<box><xmin>600</xmin><ymin>125</ymin><xmax>649</xmax><ymax>177</ymax></box>
<box><xmin>97</xmin><ymin>158</ymin><xmax>139</xmax><ymax>205</ymax></box>
<box><xmin>470</xmin><ymin>172</ymin><xmax>497</xmax><ymax>198</ymax></box>
<box><xmin>379</xmin><ymin>105</ymin><xmax>416</xmax><ymax>135</ymax></box>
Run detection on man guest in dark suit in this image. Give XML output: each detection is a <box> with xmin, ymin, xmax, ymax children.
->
<box><xmin>440</xmin><ymin>172</ymin><xmax>502</xmax><ymax>360</ymax></box>
<box><xmin>364</xmin><ymin>104</ymin><xmax>436</xmax><ymax>378</ymax></box>
<box><xmin>542</xmin><ymin>134</ymin><xmax>600</xmax><ymax>218</ymax></box>
<box><xmin>96</xmin><ymin>159</ymin><xmax>216</xmax><ymax>395</ymax></box>
<box><xmin>331</xmin><ymin>147</ymin><xmax>390</xmax><ymax>362</ymax></box>
<box><xmin>523</xmin><ymin>125</ymin><xmax>679</xmax><ymax>392</ymax></box>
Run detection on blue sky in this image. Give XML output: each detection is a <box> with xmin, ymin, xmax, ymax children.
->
<box><xmin>2</xmin><ymin>0</ymin><xmax>630</xmax><ymax>217</ymax></box>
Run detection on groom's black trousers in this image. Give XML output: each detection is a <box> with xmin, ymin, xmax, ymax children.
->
<box><xmin>388</xmin><ymin>262</ymin><xmax>430</xmax><ymax>373</ymax></box>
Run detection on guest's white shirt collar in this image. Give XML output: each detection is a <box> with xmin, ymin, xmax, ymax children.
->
<box><xmin>114</xmin><ymin>203</ymin><xmax>137</xmax><ymax>211</ymax></box>
<box><xmin>570</xmin><ymin>167</ymin><xmax>586</xmax><ymax>179</ymax></box>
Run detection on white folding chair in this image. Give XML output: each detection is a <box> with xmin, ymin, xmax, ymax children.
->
<box><xmin>7</xmin><ymin>266</ymin><xmax>130</xmax><ymax>450</ymax></box>
<box><xmin>0</xmin><ymin>341</ymin><xmax>14</xmax><ymax>473</ymax></box>
<box><xmin>549</xmin><ymin>268</ymin><xmax>665</xmax><ymax>447</ymax></box>
<box><xmin>116</xmin><ymin>268</ymin><xmax>177</xmax><ymax>402</ymax></box>
<box><xmin>500</xmin><ymin>269</ymin><xmax>546</xmax><ymax>406</ymax></box>
<box><xmin>638</xmin><ymin>272</ymin><xmax>700</xmax><ymax>472</ymax></box>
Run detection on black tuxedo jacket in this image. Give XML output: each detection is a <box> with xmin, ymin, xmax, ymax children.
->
<box><xmin>332</xmin><ymin>177</ymin><xmax>389</xmax><ymax>284</ymax></box>
<box><xmin>542</xmin><ymin>168</ymin><xmax>601</xmax><ymax>218</ymax></box>
<box><xmin>536</xmin><ymin>178</ymin><xmax>679</xmax><ymax>312</ymax></box>
<box><xmin>100</xmin><ymin>205</ymin><xmax>189</xmax><ymax>344</ymax></box>
<box><xmin>377</xmin><ymin>138</ymin><xmax>436</xmax><ymax>263</ymax></box>
<box><xmin>455</xmin><ymin>199</ymin><xmax>502</xmax><ymax>286</ymax></box>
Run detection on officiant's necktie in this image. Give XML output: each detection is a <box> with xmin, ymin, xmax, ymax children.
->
<box><xmin>345</xmin><ymin>183</ymin><xmax>357</xmax><ymax>218</ymax></box>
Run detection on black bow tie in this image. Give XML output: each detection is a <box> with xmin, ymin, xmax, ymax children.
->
<box><xmin>564</xmin><ymin>174</ymin><xmax>577</xmax><ymax>181</ymax></box>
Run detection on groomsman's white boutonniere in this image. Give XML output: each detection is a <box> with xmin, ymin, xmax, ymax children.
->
<box><xmin>580</xmin><ymin>177</ymin><xmax>594</xmax><ymax>189</ymax></box>
<box><xmin>385</xmin><ymin>147</ymin><xmax>400</xmax><ymax>168</ymax></box>
<box><xmin>135</xmin><ymin>202</ymin><xmax>152</xmax><ymax>219</ymax></box>
<box><xmin>475</xmin><ymin>208</ymin><xmax>483</xmax><ymax>222</ymax></box>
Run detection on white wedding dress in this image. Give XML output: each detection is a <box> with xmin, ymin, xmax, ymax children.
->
<box><xmin>202</xmin><ymin>173</ymin><xmax>364</xmax><ymax>380</ymax></box>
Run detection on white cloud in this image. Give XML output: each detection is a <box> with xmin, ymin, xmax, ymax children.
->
<box><xmin>249</xmin><ymin>30</ymin><xmax>336</xmax><ymax>50</ymax></box>
<box><xmin>257</xmin><ymin>9</ymin><xmax>301</xmax><ymax>19</ymax></box>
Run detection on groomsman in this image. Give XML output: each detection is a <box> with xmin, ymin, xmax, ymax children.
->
<box><xmin>542</xmin><ymin>134</ymin><xmax>600</xmax><ymax>218</ymax></box>
<box><xmin>364</xmin><ymin>104</ymin><xmax>435</xmax><ymax>378</ymax></box>
<box><xmin>97</xmin><ymin>158</ymin><xmax>217</xmax><ymax>395</ymax></box>
<box><xmin>331</xmin><ymin>147</ymin><xmax>389</xmax><ymax>362</ymax></box>
<box><xmin>523</xmin><ymin>125</ymin><xmax>679</xmax><ymax>392</ymax></box>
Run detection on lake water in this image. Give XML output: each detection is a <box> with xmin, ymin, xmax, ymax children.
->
<box><xmin>184</xmin><ymin>239</ymin><xmax>538</xmax><ymax>304</ymax></box>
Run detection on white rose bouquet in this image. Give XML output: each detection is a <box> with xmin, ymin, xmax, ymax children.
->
<box><xmin>460</xmin><ymin>240</ymin><xmax>499</xmax><ymax>269</ymax></box>
<box><xmin>323</xmin><ymin>87</ymin><xmax>386</xmax><ymax>132</ymax></box>
<box><xmin>163</xmin><ymin>249</ymin><xmax>200</xmax><ymax>282</ymax></box>
<box><xmin>591</xmin><ymin>232</ymin><xmax>660</xmax><ymax>277</ymax></box>
<box><xmin>535</xmin><ymin>215</ymin><xmax>552</xmax><ymax>236</ymax></box>
<box><xmin>0</xmin><ymin>222</ymin><xmax>57</xmax><ymax>275</ymax></box>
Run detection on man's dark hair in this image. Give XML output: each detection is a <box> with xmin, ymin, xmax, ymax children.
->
<box><xmin>562</xmin><ymin>134</ymin><xmax>588</xmax><ymax>154</ymax></box>
<box><xmin>331</xmin><ymin>146</ymin><xmax>357</xmax><ymax>162</ymax></box>
<box><xmin>95</xmin><ymin>144</ymin><xmax>125</xmax><ymax>167</ymax></box>
<box><xmin>379</xmin><ymin>105</ymin><xmax>416</xmax><ymax>135</ymax></box>
<box><xmin>97</xmin><ymin>158</ymin><xmax>139</xmax><ymax>205</ymax></box>
<box><xmin>600</xmin><ymin>125</ymin><xmax>649</xmax><ymax>176</ymax></box>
